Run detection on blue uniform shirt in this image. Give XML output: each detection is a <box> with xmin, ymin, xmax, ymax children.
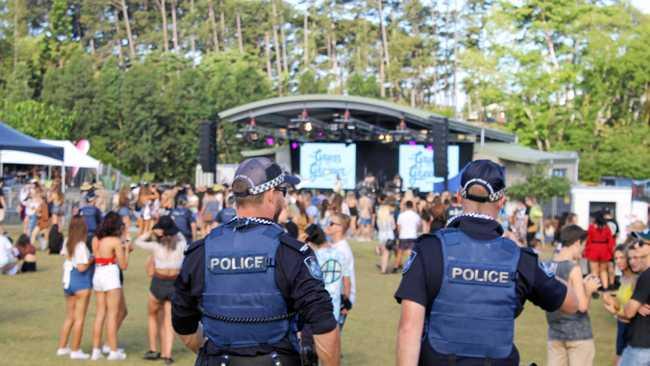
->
<box><xmin>395</xmin><ymin>214</ymin><xmax>568</xmax><ymax>365</ymax></box>
<box><xmin>172</xmin><ymin>220</ymin><xmax>337</xmax><ymax>357</ymax></box>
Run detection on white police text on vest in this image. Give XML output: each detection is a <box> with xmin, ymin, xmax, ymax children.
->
<box><xmin>209</xmin><ymin>255</ymin><xmax>268</xmax><ymax>274</ymax></box>
<box><xmin>449</xmin><ymin>265</ymin><xmax>512</xmax><ymax>286</ymax></box>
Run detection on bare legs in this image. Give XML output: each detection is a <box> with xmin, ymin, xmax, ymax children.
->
<box><xmin>70</xmin><ymin>290</ymin><xmax>91</xmax><ymax>351</ymax></box>
<box><xmin>147</xmin><ymin>293</ymin><xmax>161</xmax><ymax>353</ymax></box>
<box><xmin>161</xmin><ymin>301</ymin><xmax>173</xmax><ymax>359</ymax></box>
<box><xmin>58</xmin><ymin>295</ymin><xmax>77</xmax><ymax>349</ymax></box>
<box><xmin>589</xmin><ymin>261</ymin><xmax>609</xmax><ymax>290</ymax></box>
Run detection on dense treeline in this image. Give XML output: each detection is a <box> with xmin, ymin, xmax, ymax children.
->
<box><xmin>0</xmin><ymin>0</ymin><xmax>648</xmax><ymax>181</ymax></box>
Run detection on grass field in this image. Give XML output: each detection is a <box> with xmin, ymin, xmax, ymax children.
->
<box><xmin>0</xmin><ymin>227</ymin><xmax>618</xmax><ymax>365</ymax></box>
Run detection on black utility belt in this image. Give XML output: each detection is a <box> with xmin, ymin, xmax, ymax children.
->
<box><xmin>209</xmin><ymin>353</ymin><xmax>301</xmax><ymax>366</ymax></box>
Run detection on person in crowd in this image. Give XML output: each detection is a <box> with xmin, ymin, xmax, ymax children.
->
<box><xmin>358</xmin><ymin>193</ymin><xmax>374</xmax><ymax>241</ymax></box>
<box><xmin>15</xmin><ymin>234</ymin><xmax>37</xmax><ymax>272</ymax></box>
<box><xmin>394</xmin><ymin>201</ymin><xmax>421</xmax><ymax>273</ymax></box>
<box><xmin>31</xmin><ymin>188</ymin><xmax>50</xmax><ymax>250</ymax></box>
<box><xmin>376</xmin><ymin>200</ymin><xmax>396</xmax><ymax>274</ymax></box>
<box><xmin>80</xmin><ymin>191</ymin><xmax>103</xmax><ymax>251</ymax></box>
<box><xmin>345</xmin><ymin>192</ymin><xmax>358</xmax><ymax>236</ymax></box>
<box><xmin>115</xmin><ymin>186</ymin><xmax>132</xmax><ymax>232</ymax></box>
<box><xmin>184</xmin><ymin>185</ymin><xmax>199</xmax><ymax>214</ymax></box>
<box><xmin>305</xmin><ymin>224</ymin><xmax>349</xmax><ymax>323</ymax></box>
<box><xmin>94</xmin><ymin>181</ymin><xmax>109</xmax><ymax>214</ymax></box>
<box><xmin>172</xmin><ymin>157</ymin><xmax>340</xmax><ymax>365</ymax></box>
<box><xmin>302</xmin><ymin>191</ymin><xmax>319</xmax><ymax>224</ymax></box>
<box><xmin>0</xmin><ymin>178</ymin><xmax>5</xmax><ymax>235</ymax></box>
<box><xmin>135</xmin><ymin>216</ymin><xmax>187</xmax><ymax>364</ymax></box>
<box><xmin>170</xmin><ymin>196</ymin><xmax>196</xmax><ymax>244</ymax></box>
<box><xmin>326</xmin><ymin>213</ymin><xmax>355</xmax><ymax>328</ymax></box>
<box><xmin>278</xmin><ymin>207</ymin><xmax>299</xmax><ymax>239</ymax></box>
<box><xmin>585</xmin><ymin>211</ymin><xmax>615</xmax><ymax>291</ymax></box>
<box><xmin>49</xmin><ymin>183</ymin><xmax>66</xmax><ymax>233</ymax></box>
<box><xmin>19</xmin><ymin>181</ymin><xmax>33</xmax><ymax>235</ymax></box>
<box><xmin>291</xmin><ymin>200</ymin><xmax>310</xmax><ymax>238</ymax></box>
<box><xmin>91</xmin><ymin>212</ymin><xmax>130</xmax><ymax>361</ymax></box>
<box><xmin>619</xmin><ymin>235</ymin><xmax>650</xmax><ymax>366</ymax></box>
<box><xmin>215</xmin><ymin>195</ymin><xmax>237</xmax><ymax>227</ymax></box>
<box><xmin>603</xmin><ymin>209</ymin><xmax>620</xmax><ymax>290</ymax></box>
<box><xmin>525</xmin><ymin>196</ymin><xmax>543</xmax><ymax>247</ymax></box>
<box><xmin>603</xmin><ymin>245</ymin><xmax>638</xmax><ymax>365</ymax></box>
<box><xmin>138</xmin><ymin>184</ymin><xmax>157</xmax><ymax>236</ymax></box>
<box><xmin>429</xmin><ymin>203</ymin><xmax>447</xmax><ymax>233</ymax></box>
<box><xmin>445</xmin><ymin>195</ymin><xmax>463</xmax><ymax>221</ymax></box>
<box><xmin>0</xmin><ymin>233</ymin><xmax>19</xmax><ymax>275</ymax></box>
<box><xmin>199</xmin><ymin>212</ymin><xmax>217</xmax><ymax>238</ymax></box>
<box><xmin>545</xmin><ymin>225</ymin><xmax>601</xmax><ymax>366</ymax></box>
<box><xmin>544</xmin><ymin>217</ymin><xmax>557</xmax><ymax>246</ymax></box>
<box><xmin>419</xmin><ymin>206</ymin><xmax>432</xmax><ymax>235</ymax></box>
<box><xmin>57</xmin><ymin>216</ymin><xmax>94</xmax><ymax>360</ymax></box>
<box><xmin>396</xmin><ymin>160</ymin><xmax>579</xmax><ymax>366</ymax></box>
<box><xmin>201</xmin><ymin>186</ymin><xmax>221</xmax><ymax>227</ymax></box>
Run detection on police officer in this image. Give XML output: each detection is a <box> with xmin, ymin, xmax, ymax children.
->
<box><xmin>395</xmin><ymin>160</ymin><xmax>579</xmax><ymax>366</ymax></box>
<box><xmin>172</xmin><ymin>157</ymin><xmax>341</xmax><ymax>366</ymax></box>
<box><xmin>171</xmin><ymin>196</ymin><xmax>196</xmax><ymax>244</ymax></box>
<box><xmin>79</xmin><ymin>190</ymin><xmax>102</xmax><ymax>251</ymax></box>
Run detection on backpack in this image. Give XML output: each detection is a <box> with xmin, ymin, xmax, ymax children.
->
<box><xmin>48</xmin><ymin>225</ymin><xmax>64</xmax><ymax>255</ymax></box>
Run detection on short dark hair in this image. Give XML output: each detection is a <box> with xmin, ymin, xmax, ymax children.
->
<box><xmin>560</xmin><ymin>225</ymin><xmax>587</xmax><ymax>247</ymax></box>
<box><xmin>405</xmin><ymin>200</ymin><xmax>413</xmax><ymax>209</ymax></box>
<box><xmin>305</xmin><ymin>224</ymin><xmax>326</xmax><ymax>245</ymax></box>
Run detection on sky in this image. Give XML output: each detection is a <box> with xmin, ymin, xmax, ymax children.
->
<box><xmin>630</xmin><ymin>0</ymin><xmax>650</xmax><ymax>13</ymax></box>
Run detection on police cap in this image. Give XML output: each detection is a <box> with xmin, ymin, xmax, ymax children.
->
<box><xmin>232</xmin><ymin>157</ymin><xmax>300</xmax><ymax>197</ymax></box>
<box><xmin>460</xmin><ymin>159</ymin><xmax>506</xmax><ymax>203</ymax></box>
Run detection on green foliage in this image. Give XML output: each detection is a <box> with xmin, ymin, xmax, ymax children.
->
<box><xmin>297</xmin><ymin>70</ymin><xmax>328</xmax><ymax>95</ymax></box>
<box><xmin>0</xmin><ymin>100</ymin><xmax>74</xmax><ymax>139</ymax></box>
<box><xmin>508</xmin><ymin>165</ymin><xmax>571</xmax><ymax>202</ymax></box>
<box><xmin>347</xmin><ymin>73</ymin><xmax>380</xmax><ymax>98</ymax></box>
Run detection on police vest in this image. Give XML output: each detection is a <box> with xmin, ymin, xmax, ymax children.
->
<box><xmin>201</xmin><ymin>220</ymin><xmax>298</xmax><ymax>350</ymax></box>
<box><xmin>79</xmin><ymin>206</ymin><xmax>99</xmax><ymax>234</ymax></box>
<box><xmin>427</xmin><ymin>228</ymin><xmax>520</xmax><ymax>359</ymax></box>
<box><xmin>171</xmin><ymin>208</ymin><xmax>191</xmax><ymax>236</ymax></box>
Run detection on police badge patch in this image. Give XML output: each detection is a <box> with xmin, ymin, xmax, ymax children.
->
<box><xmin>403</xmin><ymin>251</ymin><xmax>417</xmax><ymax>274</ymax></box>
<box><xmin>304</xmin><ymin>256</ymin><xmax>323</xmax><ymax>280</ymax></box>
<box><xmin>539</xmin><ymin>260</ymin><xmax>557</xmax><ymax>278</ymax></box>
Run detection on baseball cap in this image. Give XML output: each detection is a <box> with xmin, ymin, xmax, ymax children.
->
<box><xmin>232</xmin><ymin>157</ymin><xmax>300</xmax><ymax>197</ymax></box>
<box><xmin>460</xmin><ymin>160</ymin><xmax>506</xmax><ymax>203</ymax></box>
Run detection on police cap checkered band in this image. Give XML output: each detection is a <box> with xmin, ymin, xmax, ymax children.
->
<box><xmin>232</xmin><ymin>157</ymin><xmax>300</xmax><ymax>197</ymax></box>
<box><xmin>460</xmin><ymin>160</ymin><xmax>506</xmax><ymax>203</ymax></box>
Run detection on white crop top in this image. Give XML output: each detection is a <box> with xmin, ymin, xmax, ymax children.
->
<box><xmin>135</xmin><ymin>234</ymin><xmax>187</xmax><ymax>270</ymax></box>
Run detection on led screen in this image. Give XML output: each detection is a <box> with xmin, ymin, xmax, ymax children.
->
<box><xmin>398</xmin><ymin>144</ymin><xmax>460</xmax><ymax>192</ymax></box>
<box><xmin>299</xmin><ymin>143</ymin><xmax>357</xmax><ymax>190</ymax></box>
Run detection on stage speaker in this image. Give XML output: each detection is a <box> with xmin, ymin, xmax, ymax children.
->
<box><xmin>432</xmin><ymin>118</ymin><xmax>448</xmax><ymax>179</ymax></box>
<box><xmin>198</xmin><ymin>121</ymin><xmax>217</xmax><ymax>173</ymax></box>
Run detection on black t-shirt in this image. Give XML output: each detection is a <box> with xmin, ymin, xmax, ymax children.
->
<box><xmin>628</xmin><ymin>268</ymin><xmax>650</xmax><ymax>348</ymax></box>
<box><xmin>395</xmin><ymin>215</ymin><xmax>568</xmax><ymax>365</ymax></box>
<box><xmin>172</xmin><ymin>222</ymin><xmax>337</xmax><ymax>357</ymax></box>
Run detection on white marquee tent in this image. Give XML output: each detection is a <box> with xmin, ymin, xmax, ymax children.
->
<box><xmin>0</xmin><ymin>140</ymin><xmax>100</xmax><ymax>169</ymax></box>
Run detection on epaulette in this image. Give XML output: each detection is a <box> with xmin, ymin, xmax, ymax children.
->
<box><xmin>279</xmin><ymin>233</ymin><xmax>310</xmax><ymax>254</ymax></box>
<box><xmin>184</xmin><ymin>238</ymin><xmax>205</xmax><ymax>255</ymax></box>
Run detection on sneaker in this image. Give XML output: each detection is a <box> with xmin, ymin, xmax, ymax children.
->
<box><xmin>143</xmin><ymin>350</ymin><xmax>161</xmax><ymax>360</ymax></box>
<box><xmin>56</xmin><ymin>347</ymin><xmax>71</xmax><ymax>356</ymax></box>
<box><xmin>107</xmin><ymin>351</ymin><xmax>127</xmax><ymax>361</ymax></box>
<box><xmin>102</xmin><ymin>345</ymin><xmax>125</xmax><ymax>354</ymax></box>
<box><xmin>70</xmin><ymin>350</ymin><xmax>90</xmax><ymax>360</ymax></box>
<box><xmin>91</xmin><ymin>348</ymin><xmax>103</xmax><ymax>361</ymax></box>
<box><xmin>162</xmin><ymin>357</ymin><xmax>174</xmax><ymax>365</ymax></box>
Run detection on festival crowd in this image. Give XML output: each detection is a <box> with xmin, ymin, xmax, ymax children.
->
<box><xmin>0</xmin><ymin>173</ymin><xmax>649</xmax><ymax>365</ymax></box>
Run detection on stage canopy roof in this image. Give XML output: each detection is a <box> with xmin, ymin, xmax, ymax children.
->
<box><xmin>0</xmin><ymin>122</ymin><xmax>64</xmax><ymax>161</ymax></box>
<box><xmin>218</xmin><ymin>94</ymin><xmax>516</xmax><ymax>144</ymax></box>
